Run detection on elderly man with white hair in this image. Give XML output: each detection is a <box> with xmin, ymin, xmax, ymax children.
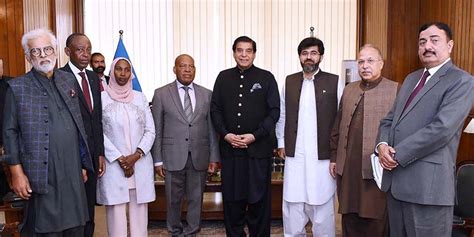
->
<box><xmin>3</xmin><ymin>28</ymin><xmax>93</xmax><ymax>236</ymax></box>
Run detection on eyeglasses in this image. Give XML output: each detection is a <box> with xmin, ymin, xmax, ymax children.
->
<box><xmin>30</xmin><ymin>46</ymin><xmax>55</xmax><ymax>57</ymax></box>
<box><xmin>357</xmin><ymin>58</ymin><xmax>381</xmax><ymax>66</ymax></box>
<box><xmin>301</xmin><ymin>50</ymin><xmax>320</xmax><ymax>57</ymax></box>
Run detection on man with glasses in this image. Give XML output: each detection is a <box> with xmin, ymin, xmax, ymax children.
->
<box><xmin>330</xmin><ymin>44</ymin><xmax>398</xmax><ymax>236</ymax></box>
<box><xmin>275</xmin><ymin>37</ymin><xmax>338</xmax><ymax>236</ymax></box>
<box><xmin>3</xmin><ymin>28</ymin><xmax>93</xmax><ymax>236</ymax></box>
<box><xmin>60</xmin><ymin>33</ymin><xmax>105</xmax><ymax>237</ymax></box>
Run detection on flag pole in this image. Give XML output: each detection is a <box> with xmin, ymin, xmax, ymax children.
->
<box><xmin>119</xmin><ymin>30</ymin><xmax>123</xmax><ymax>39</ymax></box>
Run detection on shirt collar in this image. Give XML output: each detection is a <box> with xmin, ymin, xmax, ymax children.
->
<box><xmin>426</xmin><ymin>58</ymin><xmax>451</xmax><ymax>76</ymax></box>
<box><xmin>68</xmin><ymin>61</ymin><xmax>85</xmax><ymax>75</ymax></box>
<box><xmin>176</xmin><ymin>79</ymin><xmax>194</xmax><ymax>90</ymax></box>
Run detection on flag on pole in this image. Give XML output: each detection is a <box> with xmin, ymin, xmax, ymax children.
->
<box><xmin>113</xmin><ymin>31</ymin><xmax>142</xmax><ymax>91</ymax></box>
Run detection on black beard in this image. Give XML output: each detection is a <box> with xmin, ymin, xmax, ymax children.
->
<box><xmin>93</xmin><ymin>66</ymin><xmax>105</xmax><ymax>74</ymax></box>
<box><xmin>301</xmin><ymin>62</ymin><xmax>319</xmax><ymax>73</ymax></box>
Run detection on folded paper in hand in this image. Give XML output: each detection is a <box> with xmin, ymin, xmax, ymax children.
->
<box><xmin>370</xmin><ymin>153</ymin><xmax>383</xmax><ymax>189</ymax></box>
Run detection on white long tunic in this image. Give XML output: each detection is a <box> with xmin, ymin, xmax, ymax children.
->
<box><xmin>97</xmin><ymin>91</ymin><xmax>156</xmax><ymax>205</ymax></box>
<box><xmin>276</xmin><ymin>77</ymin><xmax>336</xmax><ymax>205</ymax></box>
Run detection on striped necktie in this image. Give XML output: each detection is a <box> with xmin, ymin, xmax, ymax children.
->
<box><xmin>183</xmin><ymin>86</ymin><xmax>193</xmax><ymax>122</ymax></box>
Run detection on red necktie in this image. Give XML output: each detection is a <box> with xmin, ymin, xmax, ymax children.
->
<box><xmin>403</xmin><ymin>70</ymin><xmax>430</xmax><ymax>113</ymax></box>
<box><xmin>79</xmin><ymin>72</ymin><xmax>93</xmax><ymax>113</ymax></box>
<box><xmin>99</xmin><ymin>80</ymin><xmax>104</xmax><ymax>92</ymax></box>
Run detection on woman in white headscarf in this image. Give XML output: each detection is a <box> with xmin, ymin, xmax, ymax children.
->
<box><xmin>97</xmin><ymin>57</ymin><xmax>156</xmax><ymax>237</ymax></box>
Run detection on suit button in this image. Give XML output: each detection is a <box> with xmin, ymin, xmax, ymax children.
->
<box><xmin>185</xmin><ymin>138</ymin><xmax>189</xmax><ymax>141</ymax></box>
<box><xmin>43</xmin><ymin>161</ymin><xmax>47</xmax><ymax>165</ymax></box>
<box><xmin>240</xmin><ymin>84</ymin><xmax>243</xmax><ymax>88</ymax></box>
<box><xmin>240</xmin><ymin>75</ymin><xmax>244</xmax><ymax>79</ymax></box>
<box><xmin>45</xmin><ymin>133</ymin><xmax>48</xmax><ymax>136</ymax></box>
<box><xmin>189</xmin><ymin>124</ymin><xmax>192</xmax><ymax>127</ymax></box>
<box><xmin>44</xmin><ymin>147</ymin><xmax>48</xmax><ymax>150</ymax></box>
<box><xmin>237</xmin><ymin>113</ymin><xmax>241</xmax><ymax>116</ymax></box>
<box><xmin>43</xmin><ymin>92</ymin><xmax>47</xmax><ymax>96</ymax></box>
<box><xmin>44</xmin><ymin>106</ymin><xmax>48</xmax><ymax>109</ymax></box>
<box><xmin>239</xmin><ymin>94</ymin><xmax>243</xmax><ymax>97</ymax></box>
<box><xmin>44</xmin><ymin>120</ymin><xmax>48</xmax><ymax>123</ymax></box>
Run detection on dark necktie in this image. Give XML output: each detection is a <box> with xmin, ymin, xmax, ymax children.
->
<box><xmin>403</xmin><ymin>70</ymin><xmax>430</xmax><ymax>113</ymax></box>
<box><xmin>79</xmin><ymin>72</ymin><xmax>93</xmax><ymax>113</ymax></box>
<box><xmin>183</xmin><ymin>86</ymin><xmax>193</xmax><ymax>122</ymax></box>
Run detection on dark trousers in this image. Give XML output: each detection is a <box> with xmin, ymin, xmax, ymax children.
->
<box><xmin>223</xmin><ymin>188</ymin><xmax>271</xmax><ymax>237</ymax></box>
<box><xmin>83</xmin><ymin>171</ymin><xmax>96</xmax><ymax>237</ymax></box>
<box><xmin>387</xmin><ymin>191</ymin><xmax>453</xmax><ymax>237</ymax></box>
<box><xmin>21</xmin><ymin>225</ymin><xmax>84</xmax><ymax>237</ymax></box>
<box><xmin>342</xmin><ymin>213</ymin><xmax>388</xmax><ymax>237</ymax></box>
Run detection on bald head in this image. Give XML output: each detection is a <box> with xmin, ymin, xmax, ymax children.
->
<box><xmin>173</xmin><ymin>54</ymin><xmax>196</xmax><ymax>86</ymax></box>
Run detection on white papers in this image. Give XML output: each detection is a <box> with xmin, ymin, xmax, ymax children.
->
<box><xmin>370</xmin><ymin>153</ymin><xmax>383</xmax><ymax>189</ymax></box>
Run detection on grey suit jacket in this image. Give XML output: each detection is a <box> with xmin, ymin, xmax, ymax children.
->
<box><xmin>151</xmin><ymin>81</ymin><xmax>220</xmax><ymax>171</ymax></box>
<box><xmin>377</xmin><ymin>60</ymin><xmax>474</xmax><ymax>206</ymax></box>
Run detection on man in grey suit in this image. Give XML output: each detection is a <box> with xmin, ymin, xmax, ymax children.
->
<box><xmin>152</xmin><ymin>54</ymin><xmax>220</xmax><ymax>236</ymax></box>
<box><xmin>377</xmin><ymin>22</ymin><xmax>474</xmax><ymax>236</ymax></box>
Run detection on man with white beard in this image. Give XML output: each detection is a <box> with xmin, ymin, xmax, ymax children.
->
<box><xmin>3</xmin><ymin>28</ymin><xmax>93</xmax><ymax>236</ymax></box>
<box><xmin>276</xmin><ymin>37</ymin><xmax>339</xmax><ymax>237</ymax></box>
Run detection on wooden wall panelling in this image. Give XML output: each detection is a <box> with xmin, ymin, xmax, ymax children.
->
<box><xmin>0</xmin><ymin>0</ymin><xmax>24</xmax><ymax>76</ymax></box>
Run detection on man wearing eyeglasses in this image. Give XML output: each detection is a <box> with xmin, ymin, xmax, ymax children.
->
<box><xmin>330</xmin><ymin>44</ymin><xmax>398</xmax><ymax>236</ymax></box>
<box><xmin>275</xmin><ymin>37</ymin><xmax>339</xmax><ymax>236</ymax></box>
<box><xmin>3</xmin><ymin>28</ymin><xmax>93</xmax><ymax>236</ymax></box>
<box><xmin>60</xmin><ymin>33</ymin><xmax>105</xmax><ymax>237</ymax></box>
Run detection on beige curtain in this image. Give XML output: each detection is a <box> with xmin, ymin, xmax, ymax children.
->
<box><xmin>84</xmin><ymin>0</ymin><xmax>357</xmax><ymax>99</ymax></box>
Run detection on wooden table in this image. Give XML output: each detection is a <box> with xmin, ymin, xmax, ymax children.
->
<box><xmin>148</xmin><ymin>179</ymin><xmax>283</xmax><ymax>220</ymax></box>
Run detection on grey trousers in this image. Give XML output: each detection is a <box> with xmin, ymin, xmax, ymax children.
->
<box><xmin>387</xmin><ymin>191</ymin><xmax>453</xmax><ymax>237</ymax></box>
<box><xmin>165</xmin><ymin>154</ymin><xmax>207</xmax><ymax>236</ymax></box>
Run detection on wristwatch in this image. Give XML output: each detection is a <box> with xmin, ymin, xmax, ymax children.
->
<box><xmin>136</xmin><ymin>148</ymin><xmax>145</xmax><ymax>158</ymax></box>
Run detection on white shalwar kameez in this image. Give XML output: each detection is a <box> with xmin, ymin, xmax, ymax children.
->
<box><xmin>276</xmin><ymin>73</ymin><xmax>336</xmax><ymax>237</ymax></box>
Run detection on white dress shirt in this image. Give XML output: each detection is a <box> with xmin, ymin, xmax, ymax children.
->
<box><xmin>68</xmin><ymin>61</ymin><xmax>94</xmax><ymax>109</ymax></box>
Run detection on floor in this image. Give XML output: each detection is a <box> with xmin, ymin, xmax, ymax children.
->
<box><xmin>93</xmin><ymin>202</ymin><xmax>343</xmax><ymax>237</ymax></box>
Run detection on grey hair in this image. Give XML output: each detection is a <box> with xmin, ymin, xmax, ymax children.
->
<box><xmin>21</xmin><ymin>28</ymin><xmax>57</xmax><ymax>57</ymax></box>
<box><xmin>359</xmin><ymin>44</ymin><xmax>383</xmax><ymax>60</ymax></box>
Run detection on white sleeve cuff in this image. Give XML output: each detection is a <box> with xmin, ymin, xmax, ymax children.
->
<box><xmin>154</xmin><ymin>162</ymin><xmax>163</xmax><ymax>167</ymax></box>
<box><xmin>375</xmin><ymin>142</ymin><xmax>388</xmax><ymax>154</ymax></box>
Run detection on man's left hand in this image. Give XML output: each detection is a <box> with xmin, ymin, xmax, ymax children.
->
<box><xmin>98</xmin><ymin>155</ymin><xmax>106</xmax><ymax>177</ymax></box>
<box><xmin>208</xmin><ymin>162</ymin><xmax>218</xmax><ymax>174</ymax></box>
<box><xmin>239</xmin><ymin>134</ymin><xmax>255</xmax><ymax>145</ymax></box>
<box><xmin>82</xmin><ymin>169</ymin><xmax>88</xmax><ymax>183</ymax></box>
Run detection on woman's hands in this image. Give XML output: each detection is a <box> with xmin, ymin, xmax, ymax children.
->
<box><xmin>118</xmin><ymin>151</ymin><xmax>141</xmax><ymax>177</ymax></box>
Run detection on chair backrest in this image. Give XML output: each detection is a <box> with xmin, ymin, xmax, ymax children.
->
<box><xmin>454</xmin><ymin>162</ymin><xmax>474</xmax><ymax>218</ymax></box>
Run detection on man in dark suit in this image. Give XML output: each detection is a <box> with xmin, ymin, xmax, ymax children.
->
<box><xmin>90</xmin><ymin>52</ymin><xmax>109</xmax><ymax>90</ymax></box>
<box><xmin>377</xmin><ymin>22</ymin><xmax>474</xmax><ymax>236</ymax></box>
<box><xmin>4</xmin><ymin>28</ymin><xmax>92</xmax><ymax>236</ymax></box>
<box><xmin>152</xmin><ymin>54</ymin><xmax>220</xmax><ymax>236</ymax></box>
<box><xmin>0</xmin><ymin>58</ymin><xmax>14</xmax><ymax>201</ymax></box>
<box><xmin>60</xmin><ymin>33</ymin><xmax>105</xmax><ymax>237</ymax></box>
<box><xmin>211</xmin><ymin>36</ymin><xmax>280</xmax><ymax>236</ymax></box>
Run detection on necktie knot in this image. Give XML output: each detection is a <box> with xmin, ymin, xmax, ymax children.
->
<box><xmin>182</xmin><ymin>86</ymin><xmax>189</xmax><ymax>92</ymax></box>
<box><xmin>78</xmin><ymin>71</ymin><xmax>86</xmax><ymax>79</ymax></box>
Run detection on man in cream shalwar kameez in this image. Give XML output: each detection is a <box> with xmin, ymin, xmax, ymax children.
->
<box><xmin>276</xmin><ymin>37</ymin><xmax>340</xmax><ymax>237</ymax></box>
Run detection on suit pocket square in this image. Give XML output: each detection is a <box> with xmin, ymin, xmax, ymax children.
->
<box><xmin>250</xmin><ymin>83</ymin><xmax>262</xmax><ymax>93</ymax></box>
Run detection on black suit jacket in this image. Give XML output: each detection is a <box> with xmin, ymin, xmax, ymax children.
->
<box><xmin>60</xmin><ymin>64</ymin><xmax>104</xmax><ymax>170</ymax></box>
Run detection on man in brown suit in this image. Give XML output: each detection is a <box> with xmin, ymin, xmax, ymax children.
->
<box><xmin>330</xmin><ymin>44</ymin><xmax>398</xmax><ymax>237</ymax></box>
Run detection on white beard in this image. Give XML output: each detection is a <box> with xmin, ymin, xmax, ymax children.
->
<box><xmin>32</xmin><ymin>58</ymin><xmax>56</xmax><ymax>74</ymax></box>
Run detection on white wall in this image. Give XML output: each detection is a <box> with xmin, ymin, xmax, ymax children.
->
<box><xmin>84</xmin><ymin>0</ymin><xmax>357</xmax><ymax>100</ymax></box>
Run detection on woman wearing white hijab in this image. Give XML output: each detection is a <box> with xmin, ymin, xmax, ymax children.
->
<box><xmin>97</xmin><ymin>57</ymin><xmax>156</xmax><ymax>237</ymax></box>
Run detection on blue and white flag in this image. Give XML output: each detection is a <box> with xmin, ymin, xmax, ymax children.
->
<box><xmin>113</xmin><ymin>37</ymin><xmax>142</xmax><ymax>91</ymax></box>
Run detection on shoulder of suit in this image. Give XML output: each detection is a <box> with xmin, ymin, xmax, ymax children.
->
<box><xmin>286</xmin><ymin>72</ymin><xmax>303</xmax><ymax>81</ymax></box>
<box><xmin>317</xmin><ymin>70</ymin><xmax>338</xmax><ymax>80</ymax></box>
<box><xmin>380</xmin><ymin>77</ymin><xmax>398</xmax><ymax>86</ymax></box>
<box><xmin>7</xmin><ymin>72</ymin><xmax>31</xmax><ymax>86</ymax></box>
<box><xmin>193</xmin><ymin>83</ymin><xmax>212</xmax><ymax>93</ymax></box>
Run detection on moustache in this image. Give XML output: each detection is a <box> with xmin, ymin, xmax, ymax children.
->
<box><xmin>304</xmin><ymin>59</ymin><xmax>314</xmax><ymax>64</ymax></box>
<box><xmin>93</xmin><ymin>66</ymin><xmax>106</xmax><ymax>73</ymax></box>
<box><xmin>423</xmin><ymin>50</ymin><xmax>436</xmax><ymax>56</ymax></box>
